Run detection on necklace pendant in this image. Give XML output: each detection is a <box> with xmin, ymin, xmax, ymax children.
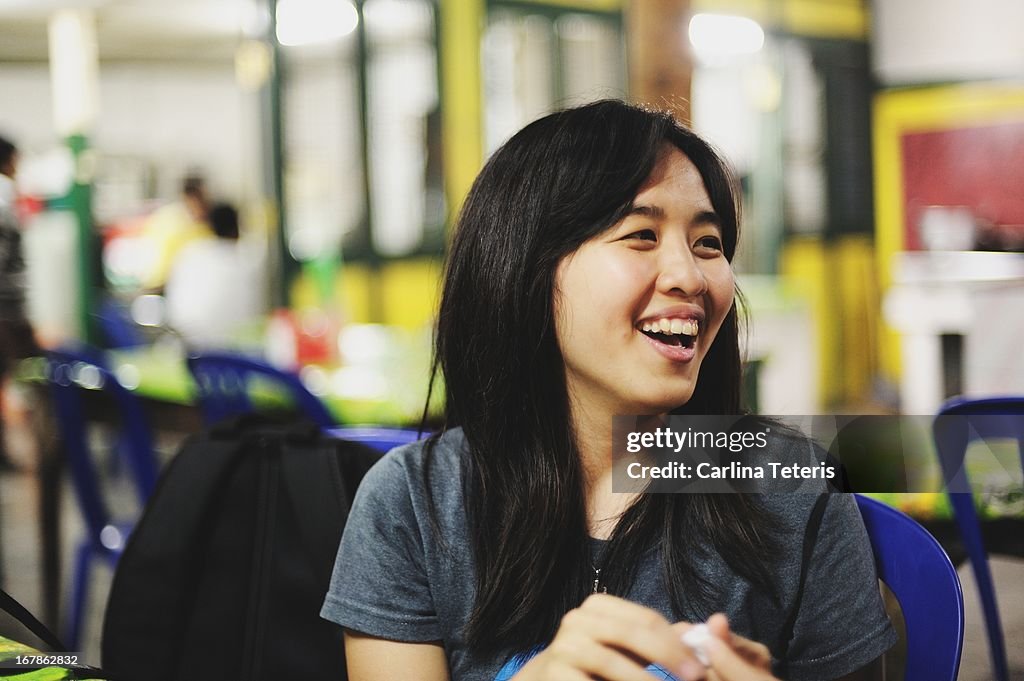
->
<box><xmin>592</xmin><ymin>568</ymin><xmax>607</xmax><ymax>594</ymax></box>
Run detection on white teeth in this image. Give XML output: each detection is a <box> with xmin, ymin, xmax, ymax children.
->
<box><xmin>639</xmin><ymin>317</ymin><xmax>700</xmax><ymax>336</ymax></box>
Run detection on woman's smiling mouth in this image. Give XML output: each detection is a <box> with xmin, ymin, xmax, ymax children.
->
<box><xmin>639</xmin><ymin>317</ymin><xmax>698</xmax><ymax>348</ymax></box>
<box><xmin>637</xmin><ymin>317</ymin><xmax>700</xmax><ymax>361</ymax></box>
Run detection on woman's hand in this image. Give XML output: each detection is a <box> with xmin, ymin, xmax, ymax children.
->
<box><xmin>512</xmin><ymin>594</ymin><xmax>709</xmax><ymax>681</ymax></box>
<box><xmin>687</xmin><ymin>613</ymin><xmax>778</xmax><ymax>681</ymax></box>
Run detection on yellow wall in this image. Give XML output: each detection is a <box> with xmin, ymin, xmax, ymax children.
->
<box><xmin>835</xmin><ymin>235</ymin><xmax>879</xmax><ymax>404</ymax></box>
<box><xmin>376</xmin><ymin>259</ymin><xmax>443</xmax><ymax>328</ymax></box>
<box><xmin>294</xmin><ymin>259</ymin><xmax>442</xmax><ymax>329</ymax></box>
<box><xmin>440</xmin><ymin>0</ymin><xmax>484</xmax><ymax>222</ymax></box>
<box><xmin>780</xmin><ymin>235</ymin><xmax>879</xmax><ymax>408</ymax></box>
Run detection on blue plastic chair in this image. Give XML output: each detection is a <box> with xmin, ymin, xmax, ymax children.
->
<box><xmin>327</xmin><ymin>426</ymin><xmax>424</xmax><ymax>453</ymax></box>
<box><xmin>94</xmin><ymin>298</ymin><xmax>147</xmax><ymax>349</ymax></box>
<box><xmin>46</xmin><ymin>348</ymin><xmax>159</xmax><ymax>649</ymax></box>
<box><xmin>855</xmin><ymin>494</ymin><xmax>963</xmax><ymax>681</ymax></box>
<box><xmin>932</xmin><ymin>396</ymin><xmax>1023</xmax><ymax>681</ymax></box>
<box><xmin>187</xmin><ymin>352</ymin><xmax>337</xmax><ymax>429</ymax></box>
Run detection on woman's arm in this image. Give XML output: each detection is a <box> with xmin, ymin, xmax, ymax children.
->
<box><xmin>344</xmin><ymin>630</ymin><xmax>450</xmax><ymax>681</ymax></box>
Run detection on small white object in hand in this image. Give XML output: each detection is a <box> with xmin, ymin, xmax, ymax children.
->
<box><xmin>681</xmin><ymin>623</ymin><xmax>711</xmax><ymax>666</ymax></box>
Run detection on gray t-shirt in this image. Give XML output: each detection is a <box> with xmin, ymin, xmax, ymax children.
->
<box><xmin>322</xmin><ymin>428</ymin><xmax>896</xmax><ymax>681</ymax></box>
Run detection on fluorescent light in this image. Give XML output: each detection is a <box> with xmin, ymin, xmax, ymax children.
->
<box><xmin>49</xmin><ymin>9</ymin><xmax>100</xmax><ymax>136</ymax></box>
<box><xmin>688</xmin><ymin>13</ymin><xmax>765</xmax><ymax>63</ymax></box>
<box><xmin>276</xmin><ymin>0</ymin><xmax>358</xmax><ymax>47</ymax></box>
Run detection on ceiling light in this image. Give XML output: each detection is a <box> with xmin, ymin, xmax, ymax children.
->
<box><xmin>688</xmin><ymin>13</ymin><xmax>765</xmax><ymax>63</ymax></box>
<box><xmin>276</xmin><ymin>0</ymin><xmax>358</xmax><ymax>47</ymax></box>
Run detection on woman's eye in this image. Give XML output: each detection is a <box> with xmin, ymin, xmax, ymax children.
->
<box><xmin>695</xmin><ymin>235</ymin><xmax>723</xmax><ymax>252</ymax></box>
<box><xmin>625</xmin><ymin>229</ymin><xmax>657</xmax><ymax>242</ymax></box>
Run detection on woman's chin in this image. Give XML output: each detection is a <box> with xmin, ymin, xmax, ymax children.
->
<box><xmin>632</xmin><ymin>391</ymin><xmax>695</xmax><ymax>416</ymax></box>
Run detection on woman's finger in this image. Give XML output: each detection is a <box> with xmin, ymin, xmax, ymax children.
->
<box><xmin>532</xmin><ymin>625</ymin><xmax>668</xmax><ymax>681</ymax></box>
<box><xmin>703</xmin><ymin>636</ymin><xmax>778</xmax><ymax>681</ymax></box>
<box><xmin>706</xmin><ymin>613</ymin><xmax>731</xmax><ymax>641</ymax></box>
<box><xmin>570</xmin><ymin>595</ymin><xmax>706</xmax><ymax>679</ymax></box>
<box><xmin>559</xmin><ymin>633</ymin><xmax>670</xmax><ymax>681</ymax></box>
<box><xmin>704</xmin><ymin>614</ymin><xmax>771</xmax><ymax>670</ymax></box>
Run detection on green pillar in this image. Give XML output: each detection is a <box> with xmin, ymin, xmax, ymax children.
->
<box><xmin>265</xmin><ymin>0</ymin><xmax>298</xmax><ymax>308</ymax></box>
<box><xmin>66</xmin><ymin>134</ymin><xmax>96</xmax><ymax>343</ymax></box>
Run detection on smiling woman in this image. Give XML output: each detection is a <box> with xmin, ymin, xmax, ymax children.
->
<box><xmin>321</xmin><ymin>100</ymin><xmax>896</xmax><ymax>681</ymax></box>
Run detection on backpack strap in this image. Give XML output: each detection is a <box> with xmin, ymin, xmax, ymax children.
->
<box><xmin>774</xmin><ymin>492</ymin><xmax>830</xmax><ymax>673</ymax></box>
<box><xmin>278</xmin><ymin>440</ymin><xmax>347</xmax><ymax>581</ymax></box>
<box><xmin>0</xmin><ymin>588</ymin><xmax>67</xmax><ymax>652</ymax></box>
<box><xmin>277</xmin><ymin>432</ymin><xmax>382</xmax><ymax>582</ymax></box>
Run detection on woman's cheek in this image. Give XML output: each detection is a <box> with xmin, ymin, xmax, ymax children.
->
<box><xmin>707</xmin><ymin>263</ymin><xmax>734</xmax><ymax>303</ymax></box>
<box><xmin>704</xmin><ymin>264</ymin><xmax>735</xmax><ymax>336</ymax></box>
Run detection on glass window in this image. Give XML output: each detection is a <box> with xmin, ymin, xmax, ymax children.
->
<box><xmin>483</xmin><ymin>6</ymin><xmax>624</xmax><ymax>154</ymax></box>
<box><xmin>282</xmin><ymin>32</ymin><xmax>363</xmax><ymax>261</ymax></box>
<box><xmin>365</xmin><ymin>0</ymin><xmax>441</xmax><ymax>258</ymax></box>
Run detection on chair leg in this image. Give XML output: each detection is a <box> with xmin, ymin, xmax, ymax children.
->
<box><xmin>967</xmin><ymin>553</ymin><xmax>1010</xmax><ymax>681</ymax></box>
<box><xmin>64</xmin><ymin>541</ymin><xmax>93</xmax><ymax>651</ymax></box>
<box><xmin>951</xmin><ymin>493</ymin><xmax>1009</xmax><ymax>681</ymax></box>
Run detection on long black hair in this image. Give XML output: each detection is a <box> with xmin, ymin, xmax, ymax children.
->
<box><xmin>424</xmin><ymin>100</ymin><xmax>782</xmax><ymax>656</ymax></box>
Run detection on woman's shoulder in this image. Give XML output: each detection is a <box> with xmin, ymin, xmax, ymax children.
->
<box><xmin>355</xmin><ymin>427</ymin><xmax>468</xmax><ymax>507</ymax></box>
<box><xmin>372</xmin><ymin>426</ymin><xmax>466</xmax><ymax>474</ymax></box>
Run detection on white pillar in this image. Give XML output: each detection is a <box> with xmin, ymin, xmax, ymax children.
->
<box><xmin>48</xmin><ymin>8</ymin><xmax>100</xmax><ymax>137</ymax></box>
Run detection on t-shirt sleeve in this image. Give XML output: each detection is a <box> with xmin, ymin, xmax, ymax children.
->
<box><xmin>320</xmin><ymin>451</ymin><xmax>442</xmax><ymax>641</ymax></box>
<box><xmin>782</xmin><ymin>493</ymin><xmax>898</xmax><ymax>681</ymax></box>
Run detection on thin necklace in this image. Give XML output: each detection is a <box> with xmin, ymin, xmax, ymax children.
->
<box><xmin>591</xmin><ymin>540</ymin><xmax>609</xmax><ymax>594</ymax></box>
<box><xmin>591</xmin><ymin>565</ymin><xmax>607</xmax><ymax>594</ymax></box>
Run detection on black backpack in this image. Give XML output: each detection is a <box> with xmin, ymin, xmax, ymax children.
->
<box><xmin>101</xmin><ymin>415</ymin><xmax>383</xmax><ymax>681</ymax></box>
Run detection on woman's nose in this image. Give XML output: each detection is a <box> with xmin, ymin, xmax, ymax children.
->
<box><xmin>656</xmin><ymin>249</ymin><xmax>708</xmax><ymax>298</ymax></box>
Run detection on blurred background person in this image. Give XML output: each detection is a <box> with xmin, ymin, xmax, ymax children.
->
<box><xmin>138</xmin><ymin>172</ymin><xmax>213</xmax><ymax>293</ymax></box>
<box><xmin>164</xmin><ymin>201</ymin><xmax>265</xmax><ymax>348</ymax></box>
<box><xmin>0</xmin><ymin>134</ymin><xmax>41</xmax><ymax>473</ymax></box>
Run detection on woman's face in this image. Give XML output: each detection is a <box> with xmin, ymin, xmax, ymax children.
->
<box><xmin>553</xmin><ymin>146</ymin><xmax>735</xmax><ymax>418</ymax></box>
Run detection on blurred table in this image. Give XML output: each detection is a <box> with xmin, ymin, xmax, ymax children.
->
<box><xmin>102</xmin><ymin>323</ymin><xmax>440</xmax><ymax>426</ymax></box>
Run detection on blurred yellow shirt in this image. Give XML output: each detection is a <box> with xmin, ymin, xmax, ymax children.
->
<box><xmin>139</xmin><ymin>202</ymin><xmax>212</xmax><ymax>289</ymax></box>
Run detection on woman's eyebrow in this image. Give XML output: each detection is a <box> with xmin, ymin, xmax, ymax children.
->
<box><xmin>693</xmin><ymin>209</ymin><xmax>722</xmax><ymax>228</ymax></box>
<box><xmin>625</xmin><ymin>205</ymin><xmax>722</xmax><ymax>229</ymax></box>
<box><xmin>626</xmin><ymin>204</ymin><xmax>665</xmax><ymax>219</ymax></box>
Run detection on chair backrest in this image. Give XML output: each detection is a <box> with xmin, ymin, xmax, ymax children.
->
<box><xmin>187</xmin><ymin>352</ymin><xmax>336</xmax><ymax>429</ymax></box>
<box><xmin>934</xmin><ymin>396</ymin><xmax>1024</xmax><ymax>492</ymax></box>
<box><xmin>854</xmin><ymin>494</ymin><xmax>963</xmax><ymax>681</ymax></box>
<box><xmin>328</xmin><ymin>426</ymin><xmax>423</xmax><ymax>453</ymax></box>
<box><xmin>46</xmin><ymin>348</ymin><xmax>159</xmax><ymax>550</ymax></box>
<box><xmin>94</xmin><ymin>298</ymin><xmax>147</xmax><ymax>349</ymax></box>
